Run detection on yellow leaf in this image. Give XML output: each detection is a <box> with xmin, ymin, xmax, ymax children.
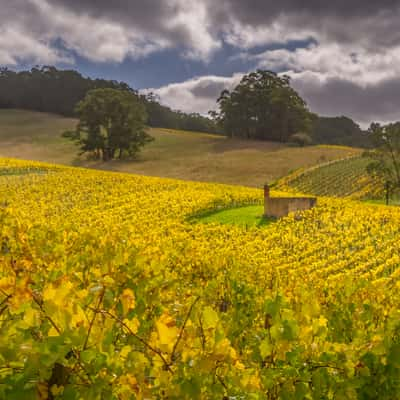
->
<box><xmin>23</xmin><ymin>308</ymin><xmax>39</xmax><ymax>326</ymax></box>
<box><xmin>120</xmin><ymin>345</ymin><xmax>132</xmax><ymax>358</ymax></box>
<box><xmin>71</xmin><ymin>304</ymin><xmax>86</xmax><ymax>329</ymax></box>
<box><xmin>50</xmin><ymin>384</ymin><xmax>64</xmax><ymax>396</ymax></box>
<box><xmin>202</xmin><ymin>306</ymin><xmax>219</xmax><ymax>330</ymax></box>
<box><xmin>156</xmin><ymin>313</ymin><xmax>178</xmax><ymax>352</ymax></box>
<box><xmin>259</xmin><ymin>339</ymin><xmax>273</xmax><ymax>358</ymax></box>
<box><xmin>123</xmin><ymin>317</ymin><xmax>140</xmax><ymax>334</ymax></box>
<box><xmin>0</xmin><ymin>276</ymin><xmax>15</xmax><ymax>291</ymax></box>
<box><xmin>121</xmin><ymin>288</ymin><xmax>136</xmax><ymax>315</ymax></box>
<box><xmin>48</xmin><ymin>326</ymin><xmax>60</xmax><ymax>337</ymax></box>
<box><xmin>43</xmin><ymin>286</ymin><xmax>57</xmax><ymax>302</ymax></box>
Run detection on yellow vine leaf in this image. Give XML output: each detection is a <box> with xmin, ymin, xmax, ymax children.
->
<box><xmin>156</xmin><ymin>313</ymin><xmax>178</xmax><ymax>352</ymax></box>
<box><xmin>121</xmin><ymin>288</ymin><xmax>136</xmax><ymax>316</ymax></box>
<box><xmin>202</xmin><ymin>306</ymin><xmax>219</xmax><ymax>330</ymax></box>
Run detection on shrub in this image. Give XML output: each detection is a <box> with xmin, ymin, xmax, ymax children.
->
<box><xmin>289</xmin><ymin>132</ymin><xmax>313</xmax><ymax>147</ymax></box>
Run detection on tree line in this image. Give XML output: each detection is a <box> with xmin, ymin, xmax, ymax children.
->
<box><xmin>0</xmin><ymin>66</ymin><xmax>373</xmax><ymax>148</ymax></box>
<box><xmin>0</xmin><ymin>66</ymin><xmax>218</xmax><ymax>134</ymax></box>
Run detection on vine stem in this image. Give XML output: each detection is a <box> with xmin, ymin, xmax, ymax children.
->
<box><xmin>32</xmin><ymin>294</ymin><xmax>61</xmax><ymax>335</ymax></box>
<box><xmin>96</xmin><ymin>308</ymin><xmax>173</xmax><ymax>373</ymax></box>
<box><xmin>33</xmin><ymin>294</ymin><xmax>93</xmax><ymax>385</ymax></box>
<box><xmin>83</xmin><ymin>288</ymin><xmax>105</xmax><ymax>350</ymax></box>
<box><xmin>170</xmin><ymin>296</ymin><xmax>200</xmax><ymax>363</ymax></box>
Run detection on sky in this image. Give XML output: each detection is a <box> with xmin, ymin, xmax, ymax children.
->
<box><xmin>2</xmin><ymin>0</ymin><xmax>400</xmax><ymax>127</ymax></box>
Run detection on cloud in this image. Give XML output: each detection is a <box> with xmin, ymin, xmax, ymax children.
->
<box><xmin>0</xmin><ymin>26</ymin><xmax>71</xmax><ymax>66</ymax></box>
<box><xmin>3</xmin><ymin>0</ymin><xmax>400</xmax><ymax>65</ymax></box>
<box><xmin>213</xmin><ymin>0</ymin><xmax>400</xmax><ymax>50</ymax></box>
<box><xmin>290</xmin><ymin>72</ymin><xmax>400</xmax><ymax>127</ymax></box>
<box><xmin>0</xmin><ymin>0</ymin><xmax>222</xmax><ymax>66</ymax></box>
<box><xmin>145</xmin><ymin>74</ymin><xmax>243</xmax><ymax>114</ymax></box>
<box><xmin>253</xmin><ymin>42</ymin><xmax>400</xmax><ymax>86</ymax></box>
<box><xmin>2</xmin><ymin>0</ymin><xmax>400</xmax><ymax>125</ymax></box>
<box><xmin>0</xmin><ymin>0</ymin><xmax>174</xmax><ymax>65</ymax></box>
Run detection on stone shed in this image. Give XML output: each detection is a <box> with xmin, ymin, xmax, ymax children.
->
<box><xmin>264</xmin><ymin>184</ymin><xmax>316</xmax><ymax>218</ymax></box>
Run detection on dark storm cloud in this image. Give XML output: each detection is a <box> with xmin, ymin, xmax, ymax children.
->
<box><xmin>54</xmin><ymin>0</ymin><xmax>399</xmax><ymax>25</ymax></box>
<box><xmin>292</xmin><ymin>75</ymin><xmax>400</xmax><ymax>125</ymax></box>
<box><xmin>5</xmin><ymin>0</ymin><xmax>400</xmax><ymax>60</ymax></box>
<box><xmin>189</xmin><ymin>80</ymin><xmax>228</xmax><ymax>99</ymax></box>
<box><xmin>49</xmin><ymin>0</ymin><xmax>173</xmax><ymax>22</ymax></box>
<box><xmin>47</xmin><ymin>0</ymin><xmax>191</xmax><ymax>45</ymax></box>
<box><xmin>211</xmin><ymin>0</ymin><xmax>400</xmax><ymax>50</ymax></box>
<box><xmin>0</xmin><ymin>0</ymin><xmax>220</xmax><ymax>63</ymax></box>
<box><xmin>3</xmin><ymin>0</ymin><xmax>400</xmax><ymax>125</ymax></box>
<box><xmin>219</xmin><ymin>0</ymin><xmax>399</xmax><ymax>21</ymax></box>
<box><xmin>22</xmin><ymin>0</ymin><xmax>400</xmax><ymax>52</ymax></box>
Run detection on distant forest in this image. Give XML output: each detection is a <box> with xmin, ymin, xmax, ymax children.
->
<box><xmin>0</xmin><ymin>66</ymin><xmax>370</xmax><ymax>147</ymax></box>
<box><xmin>0</xmin><ymin>66</ymin><xmax>218</xmax><ymax>134</ymax></box>
<box><xmin>311</xmin><ymin>115</ymin><xmax>370</xmax><ymax>148</ymax></box>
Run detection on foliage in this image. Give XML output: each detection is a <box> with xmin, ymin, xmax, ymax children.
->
<box><xmin>364</xmin><ymin>122</ymin><xmax>400</xmax><ymax>195</ymax></box>
<box><xmin>1</xmin><ymin>157</ymin><xmax>400</xmax><ymax>398</ymax></box>
<box><xmin>143</xmin><ymin>93</ymin><xmax>219</xmax><ymax>134</ymax></box>
<box><xmin>288</xmin><ymin>133</ymin><xmax>313</xmax><ymax>147</ymax></box>
<box><xmin>63</xmin><ymin>89</ymin><xmax>152</xmax><ymax>161</ymax></box>
<box><xmin>277</xmin><ymin>156</ymin><xmax>383</xmax><ymax>199</ymax></box>
<box><xmin>0</xmin><ymin>66</ymin><xmax>218</xmax><ymax>134</ymax></box>
<box><xmin>214</xmin><ymin>70</ymin><xmax>312</xmax><ymax>142</ymax></box>
<box><xmin>0</xmin><ymin>66</ymin><xmax>131</xmax><ymax>117</ymax></box>
<box><xmin>311</xmin><ymin>116</ymin><xmax>370</xmax><ymax>148</ymax></box>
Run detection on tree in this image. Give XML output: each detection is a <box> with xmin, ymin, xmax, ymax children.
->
<box><xmin>64</xmin><ymin>88</ymin><xmax>152</xmax><ymax>161</ymax></box>
<box><xmin>311</xmin><ymin>115</ymin><xmax>370</xmax><ymax>147</ymax></box>
<box><xmin>214</xmin><ymin>70</ymin><xmax>311</xmax><ymax>142</ymax></box>
<box><xmin>364</xmin><ymin>122</ymin><xmax>400</xmax><ymax>203</ymax></box>
<box><xmin>0</xmin><ymin>66</ymin><xmax>219</xmax><ymax>135</ymax></box>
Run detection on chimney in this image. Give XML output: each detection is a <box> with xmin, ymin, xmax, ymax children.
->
<box><xmin>264</xmin><ymin>184</ymin><xmax>270</xmax><ymax>199</ymax></box>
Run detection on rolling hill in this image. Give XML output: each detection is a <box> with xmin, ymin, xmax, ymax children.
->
<box><xmin>0</xmin><ymin>109</ymin><xmax>360</xmax><ymax>187</ymax></box>
<box><xmin>277</xmin><ymin>156</ymin><xmax>383</xmax><ymax>200</ymax></box>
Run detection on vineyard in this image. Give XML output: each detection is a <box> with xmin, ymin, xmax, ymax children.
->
<box><xmin>1</xmin><ymin>157</ymin><xmax>400</xmax><ymax>399</ymax></box>
<box><xmin>277</xmin><ymin>156</ymin><xmax>383</xmax><ymax>200</ymax></box>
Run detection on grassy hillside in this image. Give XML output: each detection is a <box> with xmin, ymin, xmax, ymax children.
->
<box><xmin>0</xmin><ymin>109</ymin><xmax>360</xmax><ymax>187</ymax></box>
<box><xmin>277</xmin><ymin>156</ymin><xmax>383</xmax><ymax>199</ymax></box>
<box><xmin>0</xmin><ymin>109</ymin><xmax>77</xmax><ymax>164</ymax></box>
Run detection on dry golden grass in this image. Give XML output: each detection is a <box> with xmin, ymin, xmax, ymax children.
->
<box><xmin>0</xmin><ymin>109</ymin><xmax>361</xmax><ymax>187</ymax></box>
<box><xmin>0</xmin><ymin>109</ymin><xmax>77</xmax><ymax>164</ymax></box>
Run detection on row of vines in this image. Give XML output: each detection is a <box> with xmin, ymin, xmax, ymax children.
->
<box><xmin>277</xmin><ymin>157</ymin><xmax>383</xmax><ymax>200</ymax></box>
<box><xmin>1</xmin><ymin>158</ymin><xmax>400</xmax><ymax>399</ymax></box>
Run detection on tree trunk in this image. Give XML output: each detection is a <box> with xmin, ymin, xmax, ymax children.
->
<box><xmin>102</xmin><ymin>148</ymin><xmax>109</xmax><ymax>161</ymax></box>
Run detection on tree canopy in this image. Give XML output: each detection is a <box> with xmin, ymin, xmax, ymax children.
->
<box><xmin>311</xmin><ymin>116</ymin><xmax>370</xmax><ymax>147</ymax></box>
<box><xmin>364</xmin><ymin>122</ymin><xmax>400</xmax><ymax>198</ymax></box>
<box><xmin>64</xmin><ymin>88</ymin><xmax>152</xmax><ymax>161</ymax></box>
<box><xmin>213</xmin><ymin>70</ymin><xmax>312</xmax><ymax>142</ymax></box>
<box><xmin>0</xmin><ymin>66</ymin><xmax>218</xmax><ymax>134</ymax></box>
